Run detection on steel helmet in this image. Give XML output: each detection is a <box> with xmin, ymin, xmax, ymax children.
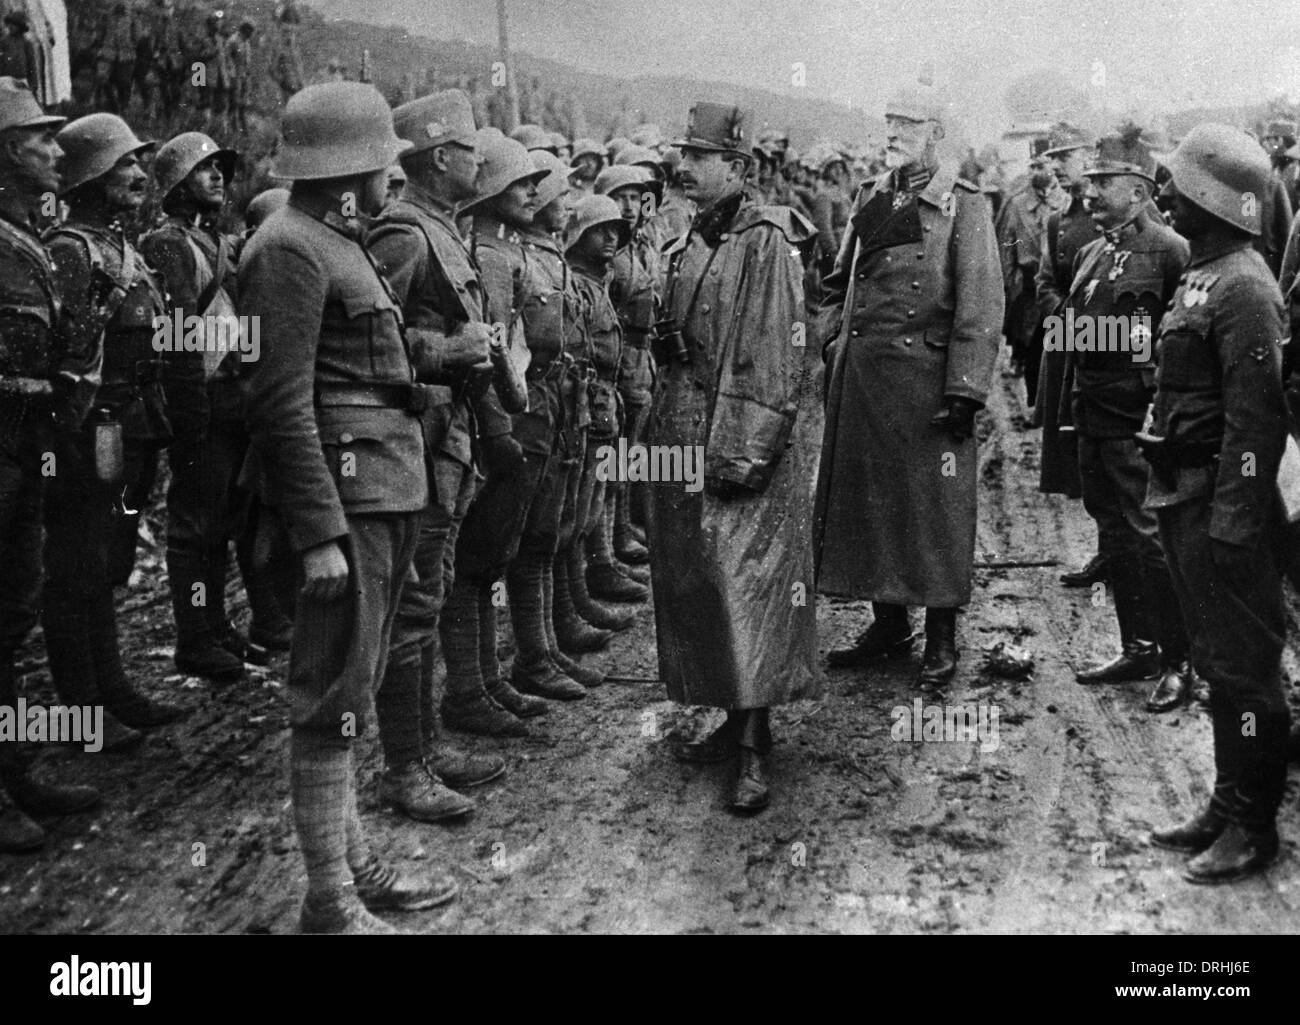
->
<box><xmin>594</xmin><ymin>165</ymin><xmax>650</xmax><ymax>197</ymax></box>
<box><xmin>531</xmin><ymin>150</ymin><xmax>571</xmax><ymax>209</ymax></box>
<box><xmin>571</xmin><ymin>138</ymin><xmax>605</xmax><ymax>163</ymax></box>
<box><xmin>1165</xmin><ymin>123</ymin><xmax>1270</xmax><ymax>236</ymax></box>
<box><xmin>565</xmin><ymin>194</ymin><xmax>630</xmax><ymax>252</ymax></box>
<box><xmin>616</xmin><ymin>145</ymin><xmax>663</xmax><ymax>172</ymax></box>
<box><xmin>274</xmin><ymin>82</ymin><xmax>410</xmax><ymax>181</ymax></box>
<box><xmin>511</xmin><ymin>123</ymin><xmax>554</xmax><ymax>153</ymax></box>
<box><xmin>154</xmin><ymin>131</ymin><xmax>237</xmax><ymax>202</ymax></box>
<box><xmin>630</xmin><ymin>123</ymin><xmax>664</xmax><ymax>149</ymax></box>
<box><xmin>57</xmin><ymin>113</ymin><xmax>153</xmax><ymax>195</ymax></box>
<box><xmin>461</xmin><ymin>129</ymin><xmax>547</xmax><ymax>214</ymax></box>
<box><xmin>606</xmin><ymin>136</ymin><xmax>632</xmax><ymax>162</ymax></box>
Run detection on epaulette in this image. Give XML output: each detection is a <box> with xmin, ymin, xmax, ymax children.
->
<box><xmin>737</xmin><ymin>204</ymin><xmax>817</xmax><ymax>244</ymax></box>
<box><xmin>954</xmin><ymin>177</ymin><xmax>980</xmax><ymax>193</ymax></box>
<box><xmin>1180</xmin><ymin>269</ymin><xmax>1221</xmax><ymax>308</ymax></box>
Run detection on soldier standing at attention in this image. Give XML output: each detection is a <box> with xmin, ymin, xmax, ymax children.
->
<box><xmin>1066</xmin><ymin>127</ymin><xmax>1192</xmax><ymax>712</ymax></box>
<box><xmin>141</xmin><ymin>131</ymin><xmax>292</xmax><ymax>683</ymax></box>
<box><xmin>650</xmin><ymin>102</ymin><xmax>819</xmax><ymax>812</ymax></box>
<box><xmin>817</xmin><ymin>79</ymin><xmax>1003</xmax><ymax>688</ymax></box>
<box><xmin>0</xmin><ymin>79</ymin><xmax>102</xmax><ymax>853</ymax></box>
<box><xmin>367</xmin><ymin>90</ymin><xmax>509</xmax><ymax>824</ymax></box>
<box><xmin>434</xmin><ymin>130</ymin><xmax>552</xmax><ymax>738</ymax></box>
<box><xmin>238</xmin><ymin>83</ymin><xmax>458</xmax><ymax>931</ymax></box>
<box><xmin>556</xmin><ymin>194</ymin><xmax>631</xmax><ymax>662</ymax></box>
<box><xmin>45</xmin><ymin>113</ymin><xmax>185</xmax><ymax>749</ymax></box>
<box><xmin>1145</xmin><ymin>125</ymin><xmax>1291</xmax><ymax>883</ymax></box>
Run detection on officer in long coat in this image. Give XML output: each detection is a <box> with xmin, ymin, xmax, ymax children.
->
<box><xmin>1145</xmin><ymin>125</ymin><xmax>1290</xmax><ymax>884</ymax></box>
<box><xmin>649</xmin><ymin>102</ymin><xmax>819</xmax><ymax>813</ymax></box>
<box><xmin>238</xmin><ymin>83</ymin><xmax>457</xmax><ymax>932</ymax></box>
<box><xmin>816</xmin><ymin>80</ymin><xmax>1003</xmax><ymax>688</ymax></box>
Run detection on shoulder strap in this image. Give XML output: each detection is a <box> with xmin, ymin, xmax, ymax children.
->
<box><xmin>196</xmin><ymin>234</ymin><xmax>230</xmax><ymax>313</ymax></box>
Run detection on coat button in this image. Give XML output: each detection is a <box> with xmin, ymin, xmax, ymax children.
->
<box><xmin>923</xmin><ymin>224</ymin><xmax>931</xmax><ymax>232</ymax></box>
<box><xmin>340</xmin><ymin>432</ymin><xmax>355</xmax><ymax>444</ymax></box>
<box><xmin>851</xmin><ymin>329</ymin><xmax>860</xmax><ymax>338</ymax></box>
<box><xmin>916</xmin><ymin>252</ymin><xmax>925</xmax><ymax>259</ymax></box>
<box><xmin>906</xmin><ymin>309</ymin><xmax>916</xmax><ymax>318</ymax></box>
<box><xmin>903</xmin><ymin>337</ymin><xmax>913</xmax><ymax>345</ymax></box>
<box><xmin>910</xmin><ymin>281</ymin><xmax>920</xmax><ymax>290</ymax></box>
<box><xmin>701</xmin><ymin>304</ymin><xmax>710</xmax><ymax>313</ymax></box>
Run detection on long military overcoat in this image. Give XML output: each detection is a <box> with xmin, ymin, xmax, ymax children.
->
<box><xmin>814</xmin><ymin>165</ymin><xmax>1003</xmax><ymax>607</ymax></box>
<box><xmin>647</xmin><ymin>195</ymin><xmax>820</xmax><ymax>709</ymax></box>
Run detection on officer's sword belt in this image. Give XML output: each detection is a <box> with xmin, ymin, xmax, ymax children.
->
<box><xmin>314</xmin><ymin>381</ymin><xmax>433</xmax><ymax>414</ymax></box>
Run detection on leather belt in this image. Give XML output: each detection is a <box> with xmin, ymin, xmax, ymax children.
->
<box><xmin>314</xmin><ymin>382</ymin><xmax>432</xmax><ymax>414</ymax></box>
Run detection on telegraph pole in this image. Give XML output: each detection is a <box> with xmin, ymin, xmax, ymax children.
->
<box><xmin>497</xmin><ymin>0</ymin><xmax>520</xmax><ymax>131</ymax></box>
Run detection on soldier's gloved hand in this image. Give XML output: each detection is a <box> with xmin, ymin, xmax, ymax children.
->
<box><xmin>930</xmin><ymin>396</ymin><xmax>981</xmax><ymax>443</ymax></box>
<box><xmin>445</xmin><ymin>322</ymin><xmax>495</xmax><ymax>372</ymax></box>
<box><xmin>301</xmin><ymin>539</ymin><xmax>349</xmax><ymax>603</ymax></box>
<box><xmin>481</xmin><ymin>433</ymin><xmax>524</xmax><ymax>477</ymax></box>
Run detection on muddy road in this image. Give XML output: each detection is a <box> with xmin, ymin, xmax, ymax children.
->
<box><xmin>2</xmin><ymin>360</ymin><xmax>1297</xmax><ymax>934</ymax></box>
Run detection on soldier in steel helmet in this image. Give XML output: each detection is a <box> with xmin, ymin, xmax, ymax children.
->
<box><xmin>1142</xmin><ymin>124</ymin><xmax>1291</xmax><ymax>883</ymax></box>
<box><xmin>141</xmin><ymin>131</ymin><xmax>293</xmax><ymax>684</ymax></box>
<box><xmin>366</xmin><ymin>89</ymin><xmax>510</xmax><ymax>825</ymax></box>
<box><xmin>596</xmin><ymin>164</ymin><xmax>659</xmax><ymax>574</ymax></box>
<box><xmin>0</xmin><ymin>78</ymin><xmax>103</xmax><ymax>854</ymax></box>
<box><xmin>430</xmin><ymin>130</ymin><xmax>552</xmax><ymax>739</ymax></box>
<box><xmin>43</xmin><ymin>112</ymin><xmax>185</xmax><ymax>752</ymax></box>
<box><xmin>238</xmin><ymin>81</ymin><xmax>460</xmax><ymax>932</ymax></box>
<box><xmin>557</xmin><ymin>194</ymin><xmax>633</xmax><ymax>665</ymax></box>
<box><xmin>1065</xmin><ymin>125</ymin><xmax>1192</xmax><ymax>713</ymax></box>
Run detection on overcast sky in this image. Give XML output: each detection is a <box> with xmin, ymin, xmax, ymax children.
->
<box><xmin>323</xmin><ymin>0</ymin><xmax>1300</xmax><ymax>140</ymax></box>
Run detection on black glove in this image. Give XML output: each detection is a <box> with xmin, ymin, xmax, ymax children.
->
<box><xmin>481</xmin><ymin>433</ymin><xmax>524</xmax><ymax>477</ymax></box>
<box><xmin>929</xmin><ymin>396</ymin><xmax>980</xmax><ymax>443</ymax></box>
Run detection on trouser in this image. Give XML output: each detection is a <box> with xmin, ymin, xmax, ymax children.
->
<box><xmin>42</xmin><ymin>424</ymin><xmax>154</xmax><ymax>706</ymax></box>
<box><xmin>376</xmin><ymin>454</ymin><xmax>476</xmax><ymax>766</ymax></box>
<box><xmin>0</xmin><ymin>434</ymin><xmax>45</xmax><ymax>659</ymax></box>
<box><xmin>166</xmin><ymin>374</ymin><xmax>284</xmax><ymax>640</ymax></box>
<box><xmin>1156</xmin><ymin>496</ymin><xmax>1290</xmax><ymax>824</ymax></box>
<box><xmin>1079</xmin><ymin>434</ymin><xmax>1188</xmax><ymax>663</ymax></box>
<box><xmin>617</xmin><ymin>345</ymin><xmax>654</xmax><ymax>532</ymax></box>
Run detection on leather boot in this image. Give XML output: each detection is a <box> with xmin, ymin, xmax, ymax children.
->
<box><xmin>476</xmin><ymin>586</ymin><xmax>547</xmax><ymax>721</ymax></box>
<box><xmin>508</xmin><ymin>556</ymin><xmax>586</xmax><ymax>701</ymax></box>
<box><xmin>730</xmin><ymin>709</ymin><xmax>772</xmax><ymax>813</ymax></box>
<box><xmin>353</xmin><ymin>855</ymin><xmax>459</xmax><ymax>912</ymax></box>
<box><xmin>1060</xmin><ymin>552</ymin><xmax>1108</xmax><ymax>588</ymax></box>
<box><xmin>917</xmin><ymin>607</ymin><xmax>958</xmax><ymax>687</ymax></box>
<box><xmin>1183</xmin><ymin>705</ymin><xmax>1287</xmax><ymax>883</ymax></box>
<box><xmin>544</xmin><ymin>558</ymin><xmax>604</xmax><ymax>687</ymax></box>
<box><xmin>168</xmin><ymin>551</ymin><xmax>246</xmax><ymax>682</ymax></box>
<box><xmin>552</xmin><ymin>550</ymin><xmax>613</xmax><ymax>653</ymax></box>
<box><xmin>614</xmin><ymin>531</ymin><xmax>649</xmax><ymax>565</ymax></box>
<box><xmin>299</xmin><ymin>885</ymin><xmax>400</xmax><ymax>934</ymax></box>
<box><xmin>569</xmin><ymin>547</ymin><xmax>634</xmax><ymax>631</ymax></box>
<box><xmin>1152</xmin><ymin>704</ymin><xmax>1235</xmax><ymax>852</ymax></box>
<box><xmin>826</xmin><ymin>603</ymin><xmax>914</xmax><ymax>667</ymax></box>
<box><xmin>613</xmin><ymin>479</ymin><xmax>650</xmax><ymax>563</ymax></box>
<box><xmin>379</xmin><ymin>759</ymin><xmax>475</xmax><ymax>822</ymax></box>
<box><xmin>439</xmin><ymin>582</ymin><xmax>532</xmax><ymax>737</ymax></box>
<box><xmin>1145</xmin><ymin>661</ymin><xmax>1191</xmax><ymax>713</ymax></box>
<box><xmin>419</xmin><ymin>643</ymin><xmax>506</xmax><ymax>788</ymax></box>
<box><xmin>0</xmin><ymin>785</ymin><xmax>45</xmax><ymax>853</ymax></box>
<box><xmin>615</xmin><ymin>559</ymin><xmax>651</xmax><ymax>586</ymax></box>
<box><xmin>587</xmin><ymin>561</ymin><xmax>648</xmax><ymax>603</ymax></box>
<box><xmin>1076</xmin><ymin>557</ymin><xmax>1157</xmax><ymax>684</ymax></box>
<box><xmin>1142</xmin><ymin>565</ymin><xmax>1191</xmax><ymax>712</ymax></box>
<box><xmin>90</xmin><ymin>591</ymin><xmax>186</xmax><ymax>728</ymax></box>
<box><xmin>42</xmin><ymin>588</ymin><xmax>145</xmax><ymax>751</ymax></box>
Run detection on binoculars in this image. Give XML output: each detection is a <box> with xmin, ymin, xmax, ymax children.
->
<box><xmin>653</xmin><ymin>317</ymin><xmax>691</xmax><ymax>366</ymax></box>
